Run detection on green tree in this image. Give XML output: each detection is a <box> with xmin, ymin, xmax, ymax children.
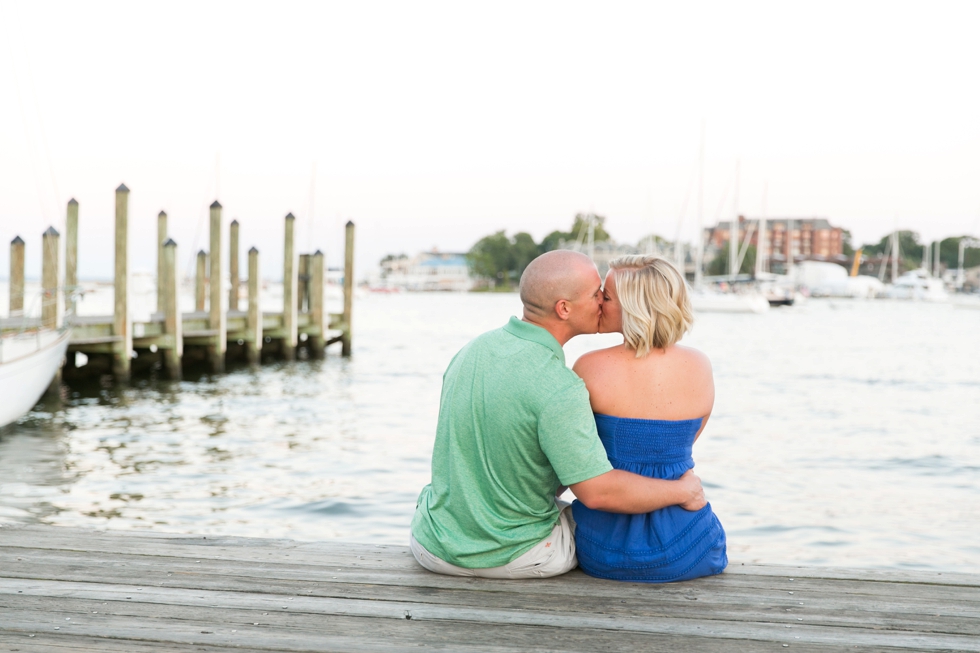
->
<box><xmin>707</xmin><ymin>244</ymin><xmax>756</xmax><ymax>276</ymax></box>
<box><xmin>861</xmin><ymin>230</ymin><xmax>924</xmax><ymax>263</ymax></box>
<box><xmin>511</xmin><ymin>232</ymin><xmax>541</xmax><ymax>277</ymax></box>
<box><xmin>637</xmin><ymin>234</ymin><xmax>674</xmax><ymax>252</ymax></box>
<box><xmin>538</xmin><ymin>229</ymin><xmax>571</xmax><ymax>253</ymax></box>
<box><xmin>539</xmin><ymin>213</ymin><xmax>611</xmax><ymax>252</ymax></box>
<box><xmin>467</xmin><ymin>231</ymin><xmax>514</xmax><ymax>284</ymax></box>
<box><xmin>570</xmin><ymin>213</ymin><xmax>611</xmax><ymax>243</ymax></box>
<box><xmin>467</xmin><ymin>213</ymin><xmax>618</xmax><ymax>287</ymax></box>
<box><xmin>939</xmin><ymin>236</ymin><xmax>980</xmax><ymax>269</ymax></box>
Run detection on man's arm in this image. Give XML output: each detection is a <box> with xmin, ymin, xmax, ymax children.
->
<box><xmin>570</xmin><ymin>469</ymin><xmax>705</xmax><ymax>514</ymax></box>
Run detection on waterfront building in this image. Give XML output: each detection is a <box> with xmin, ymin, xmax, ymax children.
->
<box><xmin>706</xmin><ymin>217</ymin><xmax>846</xmax><ymax>269</ymax></box>
<box><xmin>374</xmin><ymin>249</ymin><xmax>473</xmax><ymax>291</ymax></box>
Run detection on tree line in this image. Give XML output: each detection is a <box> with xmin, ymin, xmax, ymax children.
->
<box><xmin>459</xmin><ymin>221</ymin><xmax>980</xmax><ymax>286</ymax></box>
<box><xmin>467</xmin><ymin>214</ymin><xmax>610</xmax><ymax>287</ymax></box>
<box><xmin>859</xmin><ymin>231</ymin><xmax>980</xmax><ymax>270</ymax></box>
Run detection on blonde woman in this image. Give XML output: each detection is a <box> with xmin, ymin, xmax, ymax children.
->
<box><xmin>571</xmin><ymin>255</ymin><xmax>727</xmax><ymax>582</ymax></box>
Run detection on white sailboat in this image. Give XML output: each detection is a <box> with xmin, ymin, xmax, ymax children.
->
<box><xmin>689</xmin><ymin>151</ymin><xmax>769</xmax><ymax>315</ymax></box>
<box><xmin>884</xmin><ymin>269</ymin><xmax>950</xmax><ymax>302</ymax></box>
<box><xmin>0</xmin><ymin>325</ymin><xmax>70</xmax><ymax>428</ymax></box>
<box><xmin>689</xmin><ymin>286</ymin><xmax>770</xmax><ymax>314</ymax></box>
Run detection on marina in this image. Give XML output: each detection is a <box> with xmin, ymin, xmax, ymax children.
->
<box><xmin>1</xmin><ymin>524</ymin><xmax>978</xmax><ymax>651</ymax></box>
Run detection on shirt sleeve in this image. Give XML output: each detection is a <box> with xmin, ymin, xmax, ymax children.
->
<box><xmin>537</xmin><ymin>377</ymin><xmax>613</xmax><ymax>486</ymax></box>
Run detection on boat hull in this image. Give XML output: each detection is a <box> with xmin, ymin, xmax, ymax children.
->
<box><xmin>691</xmin><ymin>292</ymin><xmax>770</xmax><ymax>314</ymax></box>
<box><xmin>0</xmin><ymin>330</ymin><xmax>70</xmax><ymax>428</ymax></box>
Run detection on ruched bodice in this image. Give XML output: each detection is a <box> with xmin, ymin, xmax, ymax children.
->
<box><xmin>594</xmin><ymin>413</ymin><xmax>699</xmax><ymax>470</ymax></box>
<box><xmin>572</xmin><ymin>413</ymin><xmax>727</xmax><ymax>583</ymax></box>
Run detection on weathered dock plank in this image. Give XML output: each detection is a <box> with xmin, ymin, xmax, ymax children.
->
<box><xmin>0</xmin><ymin>525</ymin><xmax>977</xmax><ymax>652</ymax></box>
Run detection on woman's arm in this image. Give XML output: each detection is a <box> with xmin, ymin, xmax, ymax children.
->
<box><xmin>684</xmin><ymin>347</ymin><xmax>714</xmax><ymax>443</ymax></box>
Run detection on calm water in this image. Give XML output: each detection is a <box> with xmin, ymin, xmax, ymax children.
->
<box><xmin>1</xmin><ymin>293</ymin><xmax>979</xmax><ymax>572</ymax></box>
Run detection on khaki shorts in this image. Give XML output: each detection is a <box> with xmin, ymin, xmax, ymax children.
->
<box><xmin>410</xmin><ymin>502</ymin><xmax>577</xmax><ymax>579</ymax></box>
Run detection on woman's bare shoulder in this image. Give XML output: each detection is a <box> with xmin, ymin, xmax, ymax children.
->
<box><xmin>571</xmin><ymin>346</ymin><xmax>623</xmax><ymax>377</ymax></box>
<box><xmin>665</xmin><ymin>345</ymin><xmax>714</xmax><ymax>393</ymax></box>
<box><xmin>670</xmin><ymin>344</ymin><xmax>712</xmax><ymax>371</ymax></box>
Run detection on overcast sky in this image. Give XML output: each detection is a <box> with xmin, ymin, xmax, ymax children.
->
<box><xmin>2</xmin><ymin>1</ymin><xmax>978</xmax><ymax>279</ymax></box>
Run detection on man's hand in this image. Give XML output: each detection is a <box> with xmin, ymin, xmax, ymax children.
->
<box><xmin>676</xmin><ymin>469</ymin><xmax>706</xmax><ymax>511</ymax></box>
<box><xmin>570</xmin><ymin>468</ymin><xmax>707</xmax><ymax>514</ymax></box>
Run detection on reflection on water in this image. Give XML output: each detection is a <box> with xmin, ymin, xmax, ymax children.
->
<box><xmin>1</xmin><ymin>294</ymin><xmax>979</xmax><ymax>573</ymax></box>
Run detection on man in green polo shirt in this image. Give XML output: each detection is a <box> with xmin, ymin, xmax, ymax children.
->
<box><xmin>410</xmin><ymin>250</ymin><xmax>705</xmax><ymax>578</ymax></box>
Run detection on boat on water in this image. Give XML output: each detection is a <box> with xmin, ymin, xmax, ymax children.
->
<box><xmin>884</xmin><ymin>269</ymin><xmax>950</xmax><ymax>302</ymax></box>
<box><xmin>689</xmin><ymin>287</ymin><xmax>770</xmax><ymax>314</ymax></box>
<box><xmin>0</xmin><ymin>325</ymin><xmax>71</xmax><ymax>428</ymax></box>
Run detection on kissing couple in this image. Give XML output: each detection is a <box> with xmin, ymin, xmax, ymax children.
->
<box><xmin>411</xmin><ymin>250</ymin><xmax>726</xmax><ymax>582</ymax></box>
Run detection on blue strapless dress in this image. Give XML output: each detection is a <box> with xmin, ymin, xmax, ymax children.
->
<box><xmin>572</xmin><ymin>413</ymin><xmax>727</xmax><ymax>583</ymax></box>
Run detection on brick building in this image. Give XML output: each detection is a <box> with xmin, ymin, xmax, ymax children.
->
<box><xmin>706</xmin><ymin>217</ymin><xmax>845</xmax><ymax>265</ymax></box>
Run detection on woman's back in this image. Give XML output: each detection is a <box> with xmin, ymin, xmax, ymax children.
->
<box><xmin>574</xmin><ymin>343</ymin><xmax>714</xmax><ymax>426</ymax></box>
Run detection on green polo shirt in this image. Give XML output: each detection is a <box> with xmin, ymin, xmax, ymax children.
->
<box><xmin>411</xmin><ymin>316</ymin><xmax>613</xmax><ymax>569</ymax></box>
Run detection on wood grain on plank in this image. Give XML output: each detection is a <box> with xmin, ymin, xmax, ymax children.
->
<box><xmin>2</xmin><ymin>525</ymin><xmax>978</xmax><ymax>652</ymax></box>
<box><xmin>3</xmin><ymin>578</ymin><xmax>978</xmax><ymax>650</ymax></box>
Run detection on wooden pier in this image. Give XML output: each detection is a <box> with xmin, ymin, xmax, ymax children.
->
<box><xmin>0</xmin><ymin>525</ymin><xmax>977</xmax><ymax>652</ymax></box>
<box><xmin>2</xmin><ymin>184</ymin><xmax>355</xmax><ymax>381</ymax></box>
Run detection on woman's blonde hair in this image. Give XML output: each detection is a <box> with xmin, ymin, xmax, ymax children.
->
<box><xmin>608</xmin><ymin>255</ymin><xmax>693</xmax><ymax>356</ymax></box>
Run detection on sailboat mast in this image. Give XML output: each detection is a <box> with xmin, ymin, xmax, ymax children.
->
<box><xmin>755</xmin><ymin>181</ymin><xmax>768</xmax><ymax>277</ymax></box>
<box><xmin>786</xmin><ymin>219</ymin><xmax>794</xmax><ymax>280</ymax></box>
<box><xmin>695</xmin><ymin>121</ymin><xmax>705</xmax><ymax>287</ymax></box>
<box><xmin>587</xmin><ymin>213</ymin><xmax>595</xmax><ymax>262</ymax></box>
<box><xmin>891</xmin><ymin>230</ymin><xmax>899</xmax><ymax>282</ymax></box>
<box><xmin>958</xmin><ymin>239</ymin><xmax>966</xmax><ymax>289</ymax></box>
<box><xmin>730</xmin><ymin>160</ymin><xmax>739</xmax><ymax>279</ymax></box>
<box><xmin>878</xmin><ymin>233</ymin><xmax>891</xmax><ymax>282</ymax></box>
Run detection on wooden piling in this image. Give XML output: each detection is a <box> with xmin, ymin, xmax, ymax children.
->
<box><xmin>298</xmin><ymin>253</ymin><xmax>311</xmax><ymax>312</ymax></box>
<box><xmin>282</xmin><ymin>213</ymin><xmax>297</xmax><ymax>361</ymax></box>
<box><xmin>65</xmin><ymin>199</ymin><xmax>79</xmax><ymax>304</ymax></box>
<box><xmin>196</xmin><ymin>251</ymin><xmax>207</xmax><ymax>311</ymax></box>
<box><xmin>41</xmin><ymin>227</ymin><xmax>60</xmax><ymax>330</ymax></box>
<box><xmin>113</xmin><ymin>184</ymin><xmax>131</xmax><ymax>381</ymax></box>
<box><xmin>54</xmin><ymin>185</ymin><xmax>356</xmax><ymax>381</ymax></box>
<box><xmin>9</xmin><ymin>236</ymin><xmax>25</xmax><ymax>316</ymax></box>
<box><xmin>310</xmin><ymin>250</ymin><xmax>324</xmax><ymax>357</ymax></box>
<box><xmin>342</xmin><ymin>220</ymin><xmax>354</xmax><ymax>356</ymax></box>
<box><xmin>246</xmin><ymin>247</ymin><xmax>261</xmax><ymax>365</ymax></box>
<box><xmin>229</xmin><ymin>219</ymin><xmax>240</xmax><ymax>311</ymax></box>
<box><xmin>208</xmin><ymin>201</ymin><xmax>226</xmax><ymax>373</ymax></box>
<box><xmin>161</xmin><ymin>238</ymin><xmax>182</xmax><ymax>379</ymax></box>
<box><xmin>157</xmin><ymin>211</ymin><xmax>167</xmax><ymax>314</ymax></box>
<box><xmin>42</xmin><ymin>226</ymin><xmax>62</xmax><ymax>393</ymax></box>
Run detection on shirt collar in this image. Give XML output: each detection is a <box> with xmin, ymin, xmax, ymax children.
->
<box><xmin>502</xmin><ymin>316</ymin><xmax>565</xmax><ymax>365</ymax></box>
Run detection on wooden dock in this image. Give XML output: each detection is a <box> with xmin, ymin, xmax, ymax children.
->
<box><xmin>1</xmin><ymin>525</ymin><xmax>977</xmax><ymax>652</ymax></box>
<box><xmin>2</xmin><ymin>185</ymin><xmax>355</xmax><ymax>382</ymax></box>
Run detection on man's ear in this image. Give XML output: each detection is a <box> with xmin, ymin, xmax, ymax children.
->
<box><xmin>554</xmin><ymin>299</ymin><xmax>571</xmax><ymax>321</ymax></box>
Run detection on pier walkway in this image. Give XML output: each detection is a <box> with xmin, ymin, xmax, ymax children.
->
<box><xmin>1</xmin><ymin>525</ymin><xmax>977</xmax><ymax>652</ymax></box>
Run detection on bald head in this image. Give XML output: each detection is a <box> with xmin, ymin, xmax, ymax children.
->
<box><xmin>519</xmin><ymin>250</ymin><xmax>598</xmax><ymax>319</ymax></box>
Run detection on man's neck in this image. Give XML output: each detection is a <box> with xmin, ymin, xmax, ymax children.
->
<box><xmin>521</xmin><ymin>314</ymin><xmax>574</xmax><ymax>347</ymax></box>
